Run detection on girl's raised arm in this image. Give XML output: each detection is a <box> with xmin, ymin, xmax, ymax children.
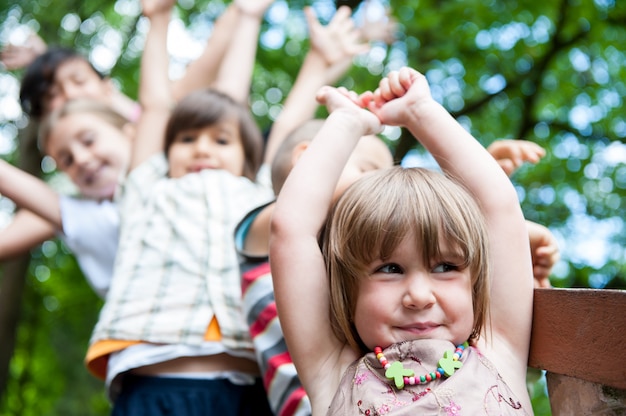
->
<box><xmin>269</xmin><ymin>87</ymin><xmax>380</xmax><ymax>400</ymax></box>
<box><xmin>211</xmin><ymin>0</ymin><xmax>275</xmax><ymax>104</ymax></box>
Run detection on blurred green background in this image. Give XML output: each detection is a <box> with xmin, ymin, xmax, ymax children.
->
<box><xmin>0</xmin><ymin>0</ymin><xmax>624</xmax><ymax>414</ymax></box>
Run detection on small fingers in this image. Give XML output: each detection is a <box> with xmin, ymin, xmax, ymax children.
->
<box><xmin>533</xmin><ymin>274</ymin><xmax>552</xmax><ymax>288</ymax></box>
<box><xmin>359</xmin><ymin>91</ymin><xmax>374</xmax><ymax>109</ymax></box>
<box><xmin>519</xmin><ymin>142</ymin><xmax>546</xmax><ymax>163</ymax></box>
<box><xmin>497</xmin><ymin>159</ymin><xmax>516</xmax><ymax>176</ymax></box>
<box><xmin>315</xmin><ymin>85</ymin><xmax>333</xmax><ymax>105</ymax></box>
<box><xmin>304</xmin><ymin>6</ymin><xmax>320</xmax><ymax>30</ymax></box>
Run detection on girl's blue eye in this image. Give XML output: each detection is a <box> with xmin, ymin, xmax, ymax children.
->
<box><xmin>432</xmin><ymin>263</ymin><xmax>458</xmax><ymax>273</ymax></box>
<box><xmin>377</xmin><ymin>263</ymin><xmax>403</xmax><ymax>274</ymax></box>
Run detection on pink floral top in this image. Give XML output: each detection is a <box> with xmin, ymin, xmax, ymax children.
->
<box><xmin>326</xmin><ymin>339</ymin><xmax>529</xmax><ymax>416</ymax></box>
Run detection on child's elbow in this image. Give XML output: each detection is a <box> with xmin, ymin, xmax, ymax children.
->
<box><xmin>269</xmin><ymin>210</ymin><xmax>288</xmax><ymax>243</ymax></box>
<box><xmin>269</xmin><ymin>208</ymin><xmax>299</xmax><ymax>251</ymax></box>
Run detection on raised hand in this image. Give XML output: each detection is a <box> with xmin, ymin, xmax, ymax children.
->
<box><xmin>487</xmin><ymin>139</ymin><xmax>546</xmax><ymax>176</ymax></box>
<box><xmin>364</xmin><ymin>67</ymin><xmax>433</xmax><ymax>127</ymax></box>
<box><xmin>358</xmin><ymin>0</ymin><xmax>398</xmax><ymax>44</ymax></box>
<box><xmin>526</xmin><ymin>220</ymin><xmax>559</xmax><ymax>288</ymax></box>
<box><xmin>317</xmin><ymin>85</ymin><xmax>382</xmax><ymax>137</ymax></box>
<box><xmin>0</xmin><ymin>32</ymin><xmax>46</xmax><ymax>71</ymax></box>
<box><xmin>305</xmin><ymin>6</ymin><xmax>370</xmax><ymax>73</ymax></box>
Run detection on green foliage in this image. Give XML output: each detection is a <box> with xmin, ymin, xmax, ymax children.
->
<box><xmin>1</xmin><ymin>243</ymin><xmax>108</xmax><ymax>415</ymax></box>
<box><xmin>1</xmin><ymin>0</ymin><xmax>625</xmax><ymax>414</ymax></box>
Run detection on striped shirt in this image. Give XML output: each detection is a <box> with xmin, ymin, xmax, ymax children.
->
<box><xmin>237</xmin><ymin>205</ymin><xmax>312</xmax><ymax>416</ymax></box>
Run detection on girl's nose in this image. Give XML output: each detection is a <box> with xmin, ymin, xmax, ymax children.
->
<box><xmin>402</xmin><ymin>273</ymin><xmax>436</xmax><ymax>310</ymax></box>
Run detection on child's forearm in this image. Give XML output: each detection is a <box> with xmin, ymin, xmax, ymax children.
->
<box><xmin>274</xmin><ymin>110</ymin><xmax>366</xmax><ymax>234</ymax></box>
<box><xmin>263</xmin><ymin>52</ymin><xmax>328</xmax><ymax>166</ymax></box>
<box><xmin>0</xmin><ymin>210</ymin><xmax>56</xmax><ymax>260</ymax></box>
<box><xmin>212</xmin><ymin>13</ymin><xmax>262</xmax><ymax>103</ymax></box>
<box><xmin>0</xmin><ymin>160</ymin><xmax>62</xmax><ymax>228</ymax></box>
<box><xmin>138</xmin><ymin>7</ymin><xmax>172</xmax><ymax>110</ymax></box>
<box><xmin>132</xmin><ymin>0</ymin><xmax>175</xmax><ymax>170</ymax></box>
<box><xmin>170</xmin><ymin>4</ymin><xmax>238</xmax><ymax>101</ymax></box>
<box><xmin>405</xmin><ymin>101</ymin><xmax>520</xmax><ymax>210</ymax></box>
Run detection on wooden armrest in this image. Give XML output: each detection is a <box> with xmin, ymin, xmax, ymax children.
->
<box><xmin>528</xmin><ymin>287</ymin><xmax>626</xmax><ymax>390</ymax></box>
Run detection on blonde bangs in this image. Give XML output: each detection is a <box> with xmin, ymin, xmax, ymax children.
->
<box><xmin>38</xmin><ymin>99</ymin><xmax>127</xmax><ymax>152</ymax></box>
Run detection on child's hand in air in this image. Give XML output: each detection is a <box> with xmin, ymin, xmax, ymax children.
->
<box><xmin>0</xmin><ymin>32</ymin><xmax>46</xmax><ymax>71</ymax></box>
<box><xmin>305</xmin><ymin>5</ymin><xmax>370</xmax><ymax>81</ymax></box>
<box><xmin>358</xmin><ymin>2</ymin><xmax>398</xmax><ymax>45</ymax></box>
<box><xmin>526</xmin><ymin>220</ymin><xmax>559</xmax><ymax>288</ymax></box>
<box><xmin>317</xmin><ymin>86</ymin><xmax>382</xmax><ymax>137</ymax></box>
<box><xmin>363</xmin><ymin>67</ymin><xmax>434</xmax><ymax>127</ymax></box>
<box><xmin>487</xmin><ymin>139</ymin><xmax>546</xmax><ymax>176</ymax></box>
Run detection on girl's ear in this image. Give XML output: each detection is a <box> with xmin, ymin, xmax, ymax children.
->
<box><xmin>290</xmin><ymin>141</ymin><xmax>311</xmax><ymax>168</ymax></box>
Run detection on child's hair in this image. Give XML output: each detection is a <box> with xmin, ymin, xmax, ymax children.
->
<box><xmin>164</xmin><ymin>89</ymin><xmax>264</xmax><ymax>181</ymax></box>
<box><xmin>270</xmin><ymin>119</ymin><xmax>325</xmax><ymax>194</ymax></box>
<box><xmin>320</xmin><ymin>167</ymin><xmax>491</xmax><ymax>353</ymax></box>
<box><xmin>38</xmin><ymin>99</ymin><xmax>128</xmax><ymax>153</ymax></box>
<box><xmin>20</xmin><ymin>47</ymin><xmax>105</xmax><ymax>119</ymax></box>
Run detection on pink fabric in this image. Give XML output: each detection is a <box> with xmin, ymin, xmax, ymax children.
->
<box><xmin>327</xmin><ymin>339</ymin><xmax>529</xmax><ymax>415</ymax></box>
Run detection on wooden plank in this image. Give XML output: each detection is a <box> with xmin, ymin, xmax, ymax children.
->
<box><xmin>528</xmin><ymin>288</ymin><xmax>626</xmax><ymax>390</ymax></box>
<box><xmin>545</xmin><ymin>373</ymin><xmax>626</xmax><ymax>415</ymax></box>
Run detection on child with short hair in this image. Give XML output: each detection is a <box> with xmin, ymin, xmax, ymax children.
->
<box><xmin>83</xmin><ymin>0</ymin><xmax>278</xmax><ymax>413</ymax></box>
<box><xmin>270</xmin><ymin>68</ymin><xmax>535</xmax><ymax>414</ymax></box>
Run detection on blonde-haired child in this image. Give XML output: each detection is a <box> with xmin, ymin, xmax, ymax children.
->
<box><xmin>270</xmin><ymin>68</ymin><xmax>534</xmax><ymax>414</ymax></box>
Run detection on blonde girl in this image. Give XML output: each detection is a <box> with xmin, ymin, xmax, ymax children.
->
<box><xmin>270</xmin><ymin>68</ymin><xmax>534</xmax><ymax>415</ymax></box>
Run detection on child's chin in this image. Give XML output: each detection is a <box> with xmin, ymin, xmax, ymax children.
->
<box><xmin>83</xmin><ymin>186</ymin><xmax>115</xmax><ymax>200</ymax></box>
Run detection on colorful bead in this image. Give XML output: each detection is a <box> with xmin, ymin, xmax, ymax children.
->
<box><xmin>374</xmin><ymin>342</ymin><xmax>468</xmax><ymax>390</ymax></box>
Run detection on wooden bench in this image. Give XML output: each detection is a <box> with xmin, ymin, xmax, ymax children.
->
<box><xmin>528</xmin><ymin>288</ymin><xmax>626</xmax><ymax>415</ymax></box>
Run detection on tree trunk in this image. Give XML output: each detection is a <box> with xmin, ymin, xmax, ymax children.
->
<box><xmin>0</xmin><ymin>122</ymin><xmax>42</xmax><ymax>401</ymax></box>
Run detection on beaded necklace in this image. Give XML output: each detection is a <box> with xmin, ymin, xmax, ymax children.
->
<box><xmin>374</xmin><ymin>341</ymin><xmax>469</xmax><ymax>389</ymax></box>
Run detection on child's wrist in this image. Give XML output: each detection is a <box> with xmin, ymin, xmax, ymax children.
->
<box><xmin>144</xmin><ymin>10</ymin><xmax>172</xmax><ymax>22</ymax></box>
<box><xmin>304</xmin><ymin>50</ymin><xmax>331</xmax><ymax>70</ymax></box>
<box><xmin>234</xmin><ymin>4</ymin><xmax>265</xmax><ymax>20</ymax></box>
<box><xmin>329</xmin><ymin>109</ymin><xmax>372</xmax><ymax>135</ymax></box>
<box><xmin>311</xmin><ymin>45</ymin><xmax>348</xmax><ymax>68</ymax></box>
